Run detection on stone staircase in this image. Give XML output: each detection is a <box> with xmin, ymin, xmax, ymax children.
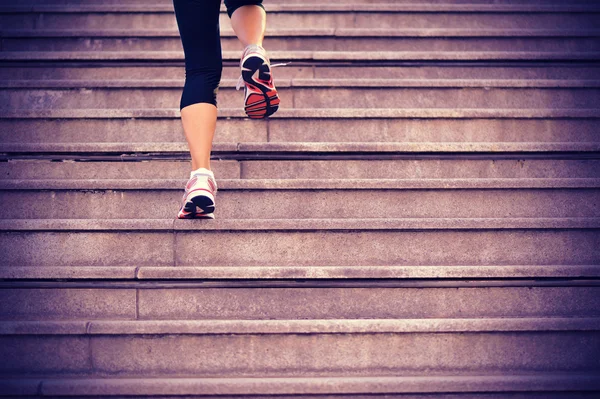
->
<box><xmin>1</xmin><ymin>0</ymin><xmax>600</xmax><ymax>397</ymax></box>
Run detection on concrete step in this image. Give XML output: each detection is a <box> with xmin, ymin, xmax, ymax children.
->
<box><xmin>1</xmin><ymin>218</ymin><xmax>598</xmax><ymax>267</ymax></box>
<box><xmin>2</xmin><ymin>4</ymin><xmax>600</xmax><ymax>30</ymax></box>
<box><xmin>2</xmin><ymin>108</ymin><xmax>599</xmax><ymax>145</ymax></box>
<box><xmin>2</xmin><ymin>374</ymin><xmax>600</xmax><ymax>398</ymax></box>
<box><xmin>3</xmin><ymin>264</ymin><xmax>600</xmax><ymax>281</ymax></box>
<box><xmin>2</xmin><ymin>65</ymin><xmax>599</xmax><ymax>81</ymax></box>
<box><xmin>0</xmin><ymin>318</ymin><xmax>599</xmax><ymax>376</ymax></box>
<box><xmin>2</xmin><ymin>50</ymin><xmax>599</xmax><ymax>63</ymax></box>
<box><xmin>1</xmin><ymin>280</ymin><xmax>599</xmax><ymax>321</ymax></box>
<box><xmin>3</xmin><ymin>159</ymin><xmax>600</xmax><ymax>180</ymax></box>
<box><xmin>1</xmin><ymin>179</ymin><xmax>599</xmax><ymax>220</ymax></box>
<box><xmin>4</xmin><ymin>79</ymin><xmax>600</xmax><ymax>110</ymax></box>
<box><xmin>3</xmin><ymin>142</ymin><xmax>599</xmax><ymax>158</ymax></box>
<box><xmin>4</xmin><ymin>28</ymin><xmax>600</xmax><ymax>52</ymax></box>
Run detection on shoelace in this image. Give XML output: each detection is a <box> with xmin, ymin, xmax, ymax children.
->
<box><xmin>235</xmin><ymin>62</ymin><xmax>291</xmax><ymax>91</ymax></box>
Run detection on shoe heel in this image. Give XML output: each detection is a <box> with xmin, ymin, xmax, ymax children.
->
<box><xmin>191</xmin><ymin>195</ymin><xmax>215</xmax><ymax>214</ymax></box>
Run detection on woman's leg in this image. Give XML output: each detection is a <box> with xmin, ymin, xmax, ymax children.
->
<box><xmin>173</xmin><ymin>0</ymin><xmax>222</xmax><ymax>218</ymax></box>
<box><xmin>225</xmin><ymin>0</ymin><xmax>280</xmax><ymax>119</ymax></box>
<box><xmin>228</xmin><ymin>2</ymin><xmax>266</xmax><ymax>47</ymax></box>
<box><xmin>173</xmin><ymin>0</ymin><xmax>222</xmax><ymax>171</ymax></box>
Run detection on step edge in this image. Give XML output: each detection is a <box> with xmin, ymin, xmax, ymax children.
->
<box><xmin>3</xmin><ymin>374</ymin><xmax>600</xmax><ymax>397</ymax></box>
<box><xmin>1</xmin><ymin>217</ymin><xmax>599</xmax><ymax>231</ymax></box>
<box><xmin>2</xmin><ymin>108</ymin><xmax>598</xmax><ymax>119</ymax></box>
<box><xmin>2</xmin><ymin>178</ymin><xmax>600</xmax><ymax>190</ymax></box>
<box><xmin>1</xmin><ymin>265</ymin><xmax>599</xmax><ymax>281</ymax></box>
<box><xmin>2</xmin><ymin>317</ymin><xmax>600</xmax><ymax>336</ymax></box>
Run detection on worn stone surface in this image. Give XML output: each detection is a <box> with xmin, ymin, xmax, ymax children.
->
<box><xmin>1</xmin><ymin>0</ymin><xmax>600</xmax><ymax>389</ymax></box>
<box><xmin>88</xmin><ymin>332</ymin><xmax>600</xmax><ymax>375</ymax></box>
<box><xmin>1</xmin><ymin>188</ymin><xmax>599</xmax><ymax>219</ymax></box>
<box><xmin>3</xmin><ymin>86</ymin><xmax>599</xmax><ymax>110</ymax></box>
<box><xmin>137</xmin><ymin>286</ymin><xmax>600</xmax><ymax>320</ymax></box>
<box><xmin>0</xmin><ymin>231</ymin><xmax>173</xmax><ymax>266</ymax></box>
<box><xmin>6</xmin><ymin>35</ymin><xmax>600</xmax><ymax>53</ymax></box>
<box><xmin>240</xmin><ymin>159</ymin><xmax>600</xmax><ymax>179</ymax></box>
<box><xmin>0</xmin><ymin>288</ymin><xmax>136</xmax><ymax>320</ymax></box>
<box><xmin>174</xmin><ymin>229</ymin><xmax>600</xmax><ymax>266</ymax></box>
<box><xmin>3</xmin><ymin>9</ymin><xmax>600</xmax><ymax>30</ymax></box>
<box><xmin>0</xmin><ymin>160</ymin><xmax>240</xmax><ymax>180</ymax></box>
<box><xmin>0</xmin><ymin>336</ymin><xmax>91</xmax><ymax>374</ymax></box>
<box><xmin>3</xmin><ymin>115</ymin><xmax>599</xmax><ymax>144</ymax></box>
<box><xmin>32</xmin><ymin>376</ymin><xmax>600</xmax><ymax>397</ymax></box>
<box><xmin>136</xmin><ymin>265</ymin><xmax>600</xmax><ymax>280</ymax></box>
<box><xmin>2</xmin><ymin>65</ymin><xmax>600</xmax><ymax>81</ymax></box>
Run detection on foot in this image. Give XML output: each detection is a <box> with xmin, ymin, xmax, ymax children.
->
<box><xmin>177</xmin><ymin>168</ymin><xmax>218</xmax><ymax>219</ymax></box>
<box><xmin>238</xmin><ymin>44</ymin><xmax>280</xmax><ymax>119</ymax></box>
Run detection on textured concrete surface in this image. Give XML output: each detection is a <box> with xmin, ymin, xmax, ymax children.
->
<box><xmin>0</xmin><ymin>319</ymin><xmax>598</xmax><ymax>375</ymax></box>
<box><xmin>0</xmin><ymin>288</ymin><xmax>136</xmax><ymax>320</ymax></box>
<box><xmin>64</xmin><ymin>331</ymin><xmax>600</xmax><ymax>375</ymax></box>
<box><xmin>3</xmin><ymin>159</ymin><xmax>598</xmax><ymax>180</ymax></box>
<box><xmin>3</xmin><ymin>112</ymin><xmax>599</xmax><ymax>144</ymax></box>
<box><xmin>0</xmin><ymin>336</ymin><xmax>90</xmax><ymax>374</ymax></box>
<box><xmin>2</xmin><ymin>0</ymin><xmax>600</xmax><ymax>392</ymax></box>
<box><xmin>1</xmin><ymin>220</ymin><xmax>599</xmax><ymax>266</ymax></box>
<box><xmin>4</xmin><ymin>86</ymin><xmax>600</xmax><ymax>110</ymax></box>
<box><xmin>3</xmin><ymin>9</ymin><xmax>600</xmax><ymax>31</ymax></box>
<box><xmin>2</xmin><ymin>375</ymin><xmax>600</xmax><ymax>397</ymax></box>
<box><xmin>137</xmin><ymin>286</ymin><xmax>600</xmax><ymax>320</ymax></box>
<box><xmin>0</xmin><ymin>160</ymin><xmax>241</xmax><ymax>180</ymax></box>
<box><xmin>2</xmin><ymin>65</ymin><xmax>599</xmax><ymax>81</ymax></box>
<box><xmin>2</xmin><ymin>51</ymin><xmax>600</xmax><ymax>62</ymax></box>
<box><xmin>1</xmin><ymin>285</ymin><xmax>599</xmax><ymax>321</ymax></box>
<box><xmin>135</xmin><ymin>265</ymin><xmax>600</xmax><ymax>280</ymax></box>
<box><xmin>2</xmin><ymin>265</ymin><xmax>599</xmax><ymax>280</ymax></box>
<box><xmin>5</xmin><ymin>31</ymin><xmax>600</xmax><ymax>52</ymax></box>
<box><xmin>239</xmin><ymin>159</ymin><xmax>600</xmax><ymax>179</ymax></box>
<box><xmin>4</xmin><ymin>318</ymin><xmax>598</xmax><ymax>335</ymax></box>
<box><xmin>1</xmin><ymin>187</ymin><xmax>599</xmax><ymax>219</ymax></box>
<box><xmin>4</xmin><ymin>142</ymin><xmax>600</xmax><ymax>154</ymax></box>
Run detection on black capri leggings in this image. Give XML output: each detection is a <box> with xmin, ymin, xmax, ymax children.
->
<box><xmin>173</xmin><ymin>0</ymin><xmax>265</xmax><ymax>110</ymax></box>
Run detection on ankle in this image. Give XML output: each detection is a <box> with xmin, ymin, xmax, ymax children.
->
<box><xmin>190</xmin><ymin>167</ymin><xmax>213</xmax><ymax>179</ymax></box>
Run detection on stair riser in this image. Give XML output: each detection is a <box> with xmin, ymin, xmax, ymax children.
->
<box><xmin>1</xmin><ymin>286</ymin><xmax>599</xmax><ymax>321</ymax></box>
<box><xmin>1</xmin><ymin>189</ymin><xmax>599</xmax><ymax>219</ymax></box>
<box><xmin>2</xmin><ymin>13</ymin><xmax>599</xmax><ymax>30</ymax></box>
<box><xmin>4</xmin><ymin>159</ymin><xmax>599</xmax><ymax>180</ymax></box>
<box><xmin>4</xmin><ymin>87</ymin><xmax>599</xmax><ymax>110</ymax></box>
<box><xmin>1</xmin><ymin>332</ymin><xmax>598</xmax><ymax>376</ymax></box>
<box><xmin>3</xmin><ymin>66</ymin><xmax>599</xmax><ymax>81</ymax></box>
<box><xmin>1</xmin><ymin>230</ymin><xmax>598</xmax><ymax>266</ymax></box>
<box><xmin>6</xmin><ymin>36</ymin><xmax>600</xmax><ymax>53</ymax></box>
<box><xmin>2</xmin><ymin>118</ymin><xmax>598</xmax><ymax>144</ymax></box>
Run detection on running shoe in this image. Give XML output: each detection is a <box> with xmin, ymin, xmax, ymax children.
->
<box><xmin>236</xmin><ymin>44</ymin><xmax>280</xmax><ymax>119</ymax></box>
<box><xmin>177</xmin><ymin>168</ymin><xmax>218</xmax><ymax>219</ymax></box>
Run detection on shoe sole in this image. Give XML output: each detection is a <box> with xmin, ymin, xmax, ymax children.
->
<box><xmin>242</xmin><ymin>55</ymin><xmax>279</xmax><ymax>119</ymax></box>
<box><xmin>178</xmin><ymin>191</ymin><xmax>215</xmax><ymax>219</ymax></box>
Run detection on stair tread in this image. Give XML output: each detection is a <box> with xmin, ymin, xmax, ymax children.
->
<box><xmin>5</xmin><ymin>28</ymin><xmax>600</xmax><ymax>37</ymax></box>
<box><xmin>2</xmin><ymin>50</ymin><xmax>599</xmax><ymax>62</ymax></box>
<box><xmin>2</xmin><ymin>265</ymin><xmax>599</xmax><ymax>280</ymax></box>
<box><xmin>3</xmin><ymin>108</ymin><xmax>597</xmax><ymax>119</ymax></box>
<box><xmin>4</xmin><ymin>3</ymin><xmax>600</xmax><ymax>12</ymax></box>
<box><xmin>2</xmin><ymin>217</ymin><xmax>599</xmax><ymax>231</ymax></box>
<box><xmin>2</xmin><ymin>178</ymin><xmax>600</xmax><ymax>190</ymax></box>
<box><xmin>5</xmin><ymin>78</ymin><xmax>600</xmax><ymax>88</ymax></box>
<box><xmin>2</xmin><ymin>317</ymin><xmax>600</xmax><ymax>336</ymax></box>
<box><xmin>3</xmin><ymin>142</ymin><xmax>599</xmax><ymax>153</ymax></box>
<box><xmin>2</xmin><ymin>373</ymin><xmax>600</xmax><ymax>397</ymax></box>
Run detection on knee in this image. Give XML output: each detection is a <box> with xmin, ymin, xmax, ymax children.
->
<box><xmin>180</xmin><ymin>67</ymin><xmax>222</xmax><ymax>110</ymax></box>
<box><xmin>224</xmin><ymin>0</ymin><xmax>264</xmax><ymax>18</ymax></box>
